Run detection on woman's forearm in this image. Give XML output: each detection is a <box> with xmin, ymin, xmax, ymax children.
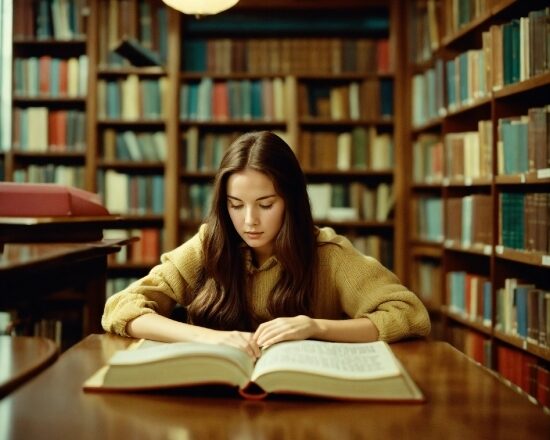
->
<box><xmin>313</xmin><ymin>317</ymin><xmax>379</xmax><ymax>342</ymax></box>
<box><xmin>126</xmin><ymin>313</ymin><xmax>261</xmax><ymax>358</ymax></box>
<box><xmin>126</xmin><ymin>313</ymin><xmax>213</xmax><ymax>343</ymax></box>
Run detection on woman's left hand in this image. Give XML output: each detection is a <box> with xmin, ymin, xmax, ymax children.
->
<box><xmin>253</xmin><ymin>315</ymin><xmax>320</xmax><ymax>349</ymax></box>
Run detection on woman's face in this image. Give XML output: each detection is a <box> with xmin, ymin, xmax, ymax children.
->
<box><xmin>226</xmin><ymin>168</ymin><xmax>285</xmax><ymax>266</ymax></box>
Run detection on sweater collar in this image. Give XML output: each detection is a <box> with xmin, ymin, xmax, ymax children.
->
<box><xmin>243</xmin><ymin>247</ymin><xmax>278</xmax><ymax>273</ymax></box>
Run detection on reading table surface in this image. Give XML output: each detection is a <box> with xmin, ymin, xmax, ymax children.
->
<box><xmin>1</xmin><ymin>334</ymin><xmax>548</xmax><ymax>439</ymax></box>
<box><xmin>0</xmin><ymin>335</ymin><xmax>58</xmax><ymax>398</ymax></box>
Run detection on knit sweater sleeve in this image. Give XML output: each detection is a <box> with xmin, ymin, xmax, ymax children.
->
<box><xmin>101</xmin><ymin>227</ymin><xmax>205</xmax><ymax>337</ymax></box>
<box><xmin>320</xmin><ymin>233</ymin><xmax>431</xmax><ymax>342</ymax></box>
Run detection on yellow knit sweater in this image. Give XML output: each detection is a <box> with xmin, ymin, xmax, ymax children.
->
<box><xmin>102</xmin><ymin>226</ymin><xmax>431</xmax><ymax>342</ymax></box>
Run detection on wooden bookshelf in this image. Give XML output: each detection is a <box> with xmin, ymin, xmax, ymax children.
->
<box><xmin>0</xmin><ymin>0</ymin><xmax>407</xmax><ymax>293</ymax></box>
<box><xmin>406</xmin><ymin>0</ymin><xmax>550</xmax><ymax>411</ymax></box>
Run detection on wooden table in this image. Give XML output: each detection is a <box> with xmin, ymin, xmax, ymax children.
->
<box><xmin>0</xmin><ymin>240</ymin><xmax>126</xmax><ymax>349</ymax></box>
<box><xmin>1</xmin><ymin>334</ymin><xmax>548</xmax><ymax>439</ymax></box>
<box><xmin>0</xmin><ymin>335</ymin><xmax>58</xmax><ymax>398</ymax></box>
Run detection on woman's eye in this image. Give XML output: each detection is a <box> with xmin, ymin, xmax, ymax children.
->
<box><xmin>260</xmin><ymin>204</ymin><xmax>273</xmax><ymax>210</ymax></box>
<box><xmin>229</xmin><ymin>204</ymin><xmax>243</xmax><ymax>210</ymax></box>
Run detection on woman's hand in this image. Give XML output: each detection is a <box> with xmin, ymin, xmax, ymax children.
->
<box><xmin>253</xmin><ymin>315</ymin><xmax>321</xmax><ymax>349</ymax></box>
<box><xmin>204</xmin><ymin>330</ymin><xmax>261</xmax><ymax>359</ymax></box>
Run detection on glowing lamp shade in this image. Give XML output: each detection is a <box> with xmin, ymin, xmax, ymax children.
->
<box><xmin>162</xmin><ymin>0</ymin><xmax>239</xmax><ymax>15</ymax></box>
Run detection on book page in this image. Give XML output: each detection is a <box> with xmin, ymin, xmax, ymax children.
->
<box><xmin>251</xmin><ymin>340</ymin><xmax>401</xmax><ymax>381</ymax></box>
<box><xmin>109</xmin><ymin>340</ymin><xmax>254</xmax><ymax>378</ymax></box>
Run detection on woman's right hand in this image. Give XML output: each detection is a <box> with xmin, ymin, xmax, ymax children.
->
<box><xmin>126</xmin><ymin>314</ymin><xmax>261</xmax><ymax>359</ymax></box>
<box><xmin>204</xmin><ymin>330</ymin><xmax>261</xmax><ymax>359</ymax></box>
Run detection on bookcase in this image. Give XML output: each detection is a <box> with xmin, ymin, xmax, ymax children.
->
<box><xmin>406</xmin><ymin>0</ymin><xmax>550</xmax><ymax>410</ymax></box>
<box><xmin>174</xmin><ymin>1</ymin><xmax>404</xmax><ymax>276</ymax></box>
<box><xmin>0</xmin><ymin>0</ymin><xmax>407</xmax><ymax>296</ymax></box>
<box><xmin>8</xmin><ymin>0</ymin><xmax>89</xmax><ymax>188</ymax></box>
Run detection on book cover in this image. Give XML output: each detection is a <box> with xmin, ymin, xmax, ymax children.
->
<box><xmin>113</xmin><ymin>37</ymin><xmax>163</xmax><ymax>67</ymax></box>
<box><xmin>0</xmin><ymin>182</ymin><xmax>109</xmax><ymax>217</ymax></box>
<box><xmin>83</xmin><ymin>340</ymin><xmax>425</xmax><ymax>402</ymax></box>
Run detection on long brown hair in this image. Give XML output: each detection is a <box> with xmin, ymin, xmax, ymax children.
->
<box><xmin>186</xmin><ymin>131</ymin><xmax>318</xmax><ymax>330</ymax></box>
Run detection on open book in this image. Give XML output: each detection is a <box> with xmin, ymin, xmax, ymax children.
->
<box><xmin>83</xmin><ymin>339</ymin><xmax>424</xmax><ymax>401</ymax></box>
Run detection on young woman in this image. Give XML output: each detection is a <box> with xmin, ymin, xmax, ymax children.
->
<box><xmin>102</xmin><ymin>131</ymin><xmax>430</xmax><ymax>358</ymax></box>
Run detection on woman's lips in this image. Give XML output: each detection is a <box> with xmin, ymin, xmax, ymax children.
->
<box><xmin>245</xmin><ymin>232</ymin><xmax>262</xmax><ymax>239</ymax></box>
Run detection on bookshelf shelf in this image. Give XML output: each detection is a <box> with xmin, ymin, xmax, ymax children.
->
<box><xmin>180</xmin><ymin>72</ymin><xmax>286</xmax><ymax>81</ymax></box>
<box><xmin>305</xmin><ymin>169</ymin><xmax>393</xmax><ymax>178</ymax></box>
<box><xmin>97</xmin><ymin>119</ymin><xmax>166</xmax><ymax>127</ymax></box>
<box><xmin>13</xmin><ymin>38</ymin><xmax>87</xmax><ymax>46</ymax></box>
<box><xmin>12</xmin><ymin>97</ymin><xmax>87</xmax><ymax>104</ymax></box>
<box><xmin>493</xmin><ymin>72</ymin><xmax>550</xmax><ymax>99</ymax></box>
<box><xmin>494</xmin><ymin>329</ymin><xmax>550</xmax><ymax>362</ymax></box>
<box><xmin>97</xmin><ymin>161</ymin><xmax>165</xmax><ymax>171</ymax></box>
<box><xmin>299</xmin><ymin>118</ymin><xmax>393</xmax><ymax>127</ymax></box>
<box><xmin>444</xmin><ymin>241</ymin><xmax>492</xmax><ymax>257</ymax></box>
<box><xmin>406</xmin><ymin>0</ymin><xmax>550</xmax><ymax>410</ymax></box>
<box><xmin>410</xmin><ymin>244</ymin><xmax>443</xmax><ymax>258</ymax></box>
<box><xmin>316</xmin><ymin>220</ymin><xmax>394</xmax><ymax>229</ymax></box>
<box><xmin>495</xmin><ymin>173</ymin><xmax>550</xmax><ymax>185</ymax></box>
<box><xmin>12</xmin><ymin>151</ymin><xmax>86</xmax><ymax>159</ymax></box>
<box><xmin>445</xmin><ymin>97</ymin><xmax>492</xmax><ymax>118</ymax></box>
<box><xmin>441</xmin><ymin>10</ymin><xmax>492</xmax><ymax>48</ymax></box>
<box><xmin>494</xmin><ymin>247</ymin><xmax>550</xmax><ymax>267</ymax></box>
<box><xmin>442</xmin><ymin>307</ymin><xmax>492</xmax><ymax>336</ymax></box>
<box><xmin>179</xmin><ymin>120</ymin><xmax>287</xmax><ymax>127</ymax></box>
<box><xmin>411</xmin><ymin>117</ymin><xmax>443</xmax><ymax>133</ymax></box>
<box><xmin>97</xmin><ymin>67</ymin><xmax>166</xmax><ymax>77</ymax></box>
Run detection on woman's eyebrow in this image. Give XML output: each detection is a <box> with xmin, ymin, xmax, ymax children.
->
<box><xmin>227</xmin><ymin>194</ymin><xmax>277</xmax><ymax>201</ymax></box>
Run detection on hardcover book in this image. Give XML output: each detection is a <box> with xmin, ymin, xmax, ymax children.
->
<box><xmin>83</xmin><ymin>339</ymin><xmax>425</xmax><ymax>402</ymax></box>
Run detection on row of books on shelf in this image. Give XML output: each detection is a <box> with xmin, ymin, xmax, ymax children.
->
<box><xmin>307</xmin><ymin>182</ymin><xmax>394</xmax><ymax>223</ymax></box>
<box><xmin>447</xmin><ymin>271</ymin><xmax>492</xmax><ymax>327</ymax></box>
<box><xmin>105</xmin><ymin>228</ymin><xmax>163</xmax><ymax>266</ymax></box>
<box><xmin>496</xmin><ymin>277</ymin><xmax>549</xmax><ymax>346</ymax></box>
<box><xmin>444</xmin><ymin>121</ymin><xmax>493</xmax><ymax>181</ymax></box>
<box><xmin>408</xmin><ymin>0</ymin><xmax>440</xmax><ymax>64</ymax></box>
<box><xmin>14</xmin><ymin>55</ymin><xmax>88</xmax><ymax>98</ymax></box>
<box><xmin>413</xmin><ymin>192</ymin><xmax>549</xmax><ymax>253</ymax></box>
<box><xmin>182</xmin><ymin>38</ymin><xmax>391</xmax><ymax>75</ymax></box>
<box><xmin>443</xmin><ymin>0</ymin><xmax>489</xmax><ymax>37</ymax></box>
<box><xmin>182</xmin><ymin>128</ymin><xmax>242</xmax><ymax>173</ymax></box>
<box><xmin>445</xmin><ymin>195</ymin><xmax>493</xmax><ymax>249</ymax></box>
<box><xmin>447</xmin><ymin>272</ymin><xmax>550</xmax><ymax>349</ymax></box>
<box><xmin>445</xmin><ymin>128</ymin><xmax>493</xmax><ymax>185</ymax></box>
<box><xmin>12</xmin><ymin>108</ymin><xmax>86</xmax><ymax>152</ymax></box>
<box><xmin>411</xmin><ymin>7</ymin><xmax>549</xmax><ymax>125</ymax></box>
<box><xmin>412</xmin><ymin>197</ymin><xmax>443</xmax><ymax>243</ymax></box>
<box><xmin>299</xmin><ymin>128</ymin><xmax>393</xmax><ymax>172</ymax></box>
<box><xmin>500</xmin><ymin>192</ymin><xmax>549</xmax><ymax>253</ymax></box>
<box><xmin>102</xmin><ymin>129</ymin><xmax>167</xmax><ymax>162</ymax></box>
<box><xmin>301</xmin><ymin>79</ymin><xmax>394</xmax><ymax>120</ymax></box>
<box><xmin>179</xmin><ymin>77</ymin><xmax>286</xmax><ymax>122</ymax></box>
<box><xmin>97</xmin><ymin>76</ymin><xmax>167</xmax><ymax>120</ymax></box>
<box><xmin>413</xmin><ymin>105</ymin><xmax>549</xmax><ymax>184</ymax></box>
<box><xmin>14</xmin><ymin>0</ymin><xmax>87</xmax><ymax>41</ymax></box>
<box><xmin>99</xmin><ymin>170</ymin><xmax>164</xmax><ymax>215</ymax></box>
<box><xmin>414</xmin><ymin>258</ymin><xmax>442</xmax><ymax>307</ymax></box>
<box><xmin>12</xmin><ymin>164</ymin><xmax>85</xmax><ymax>188</ymax></box>
<box><xmin>98</xmin><ymin>0</ymin><xmax>168</xmax><ymax>67</ymax></box>
<box><xmin>413</xmin><ymin>133</ymin><xmax>444</xmax><ymax>184</ymax></box>
<box><xmin>447</xmin><ymin>327</ymin><xmax>549</xmax><ymax>410</ymax></box>
<box><xmin>497</xmin><ymin>107</ymin><xmax>550</xmax><ymax>176</ymax></box>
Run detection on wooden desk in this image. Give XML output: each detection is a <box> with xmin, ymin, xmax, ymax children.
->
<box><xmin>0</xmin><ymin>240</ymin><xmax>125</xmax><ymax>349</ymax></box>
<box><xmin>1</xmin><ymin>334</ymin><xmax>548</xmax><ymax>439</ymax></box>
<box><xmin>0</xmin><ymin>335</ymin><xmax>58</xmax><ymax>398</ymax></box>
